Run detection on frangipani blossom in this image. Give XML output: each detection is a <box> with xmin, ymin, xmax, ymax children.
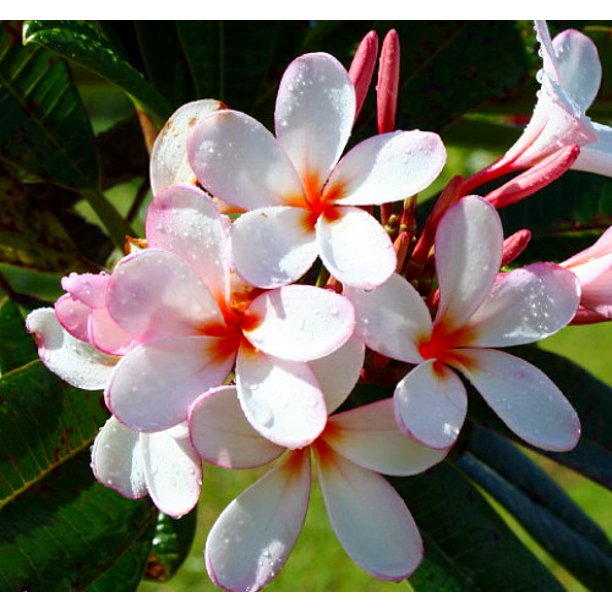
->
<box><xmin>104</xmin><ymin>183</ymin><xmax>355</xmax><ymax>449</ymax></box>
<box><xmin>502</xmin><ymin>21</ymin><xmax>611</xmax><ymax>177</ymax></box>
<box><xmin>346</xmin><ymin>195</ymin><xmax>582</xmax><ymax>452</ymax></box>
<box><xmin>189</xmin><ymin>356</ymin><xmax>446</xmax><ymax>592</ymax></box>
<box><xmin>187</xmin><ymin>52</ymin><xmax>446</xmax><ymax>290</ymax></box>
<box><xmin>561</xmin><ymin>226</ymin><xmax>612</xmax><ymax>322</ymax></box>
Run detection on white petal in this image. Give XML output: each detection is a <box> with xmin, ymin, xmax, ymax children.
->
<box><xmin>316</xmin><ymin>207</ymin><xmax>396</xmax><ymax>290</ymax></box>
<box><xmin>188</xmin><ymin>110</ymin><xmax>305</xmax><ymax>210</ymax></box>
<box><xmin>189</xmin><ymin>386</ymin><xmax>284</xmax><ymax>469</ymax></box>
<box><xmin>455</xmin><ymin>348</ymin><xmax>581</xmax><ymax>451</ymax></box>
<box><xmin>150</xmin><ymin>99</ymin><xmax>224</xmax><ymax>195</ymax></box>
<box><xmin>91</xmin><ymin>416</ymin><xmax>147</xmax><ymax>499</ymax></box>
<box><xmin>205</xmin><ymin>450</ymin><xmax>310</xmax><ymax>592</ymax></box>
<box><xmin>345</xmin><ymin>273</ymin><xmax>431</xmax><ymax>363</ymax></box>
<box><xmin>309</xmin><ymin>334</ymin><xmax>365</xmax><ymax>414</ymax></box>
<box><xmin>26</xmin><ymin>308</ymin><xmax>117</xmax><ymax>390</ymax></box>
<box><xmin>435</xmin><ymin>196</ymin><xmax>503</xmax><ymax>330</ymax></box>
<box><xmin>231</xmin><ymin>207</ymin><xmax>318</xmax><ymax>289</ymax></box>
<box><xmin>106</xmin><ymin>250</ymin><xmax>223</xmax><ymax>343</ymax></box>
<box><xmin>243</xmin><ymin>285</ymin><xmax>354</xmax><ymax>362</ymax></box>
<box><xmin>275</xmin><ymin>52</ymin><xmax>355</xmax><ymax>189</ymax></box>
<box><xmin>236</xmin><ymin>347</ymin><xmax>327</xmax><ymax>449</ymax></box>
<box><xmin>328</xmin><ymin>131</ymin><xmax>446</xmax><ymax>205</ymax></box>
<box><xmin>394</xmin><ymin>360</ymin><xmax>467</xmax><ymax>450</ymax></box>
<box><xmin>467</xmin><ymin>263</ymin><xmax>580</xmax><ymax>347</ymax></box>
<box><xmin>572</xmin><ymin>121</ymin><xmax>612</xmax><ymax>178</ymax></box>
<box><xmin>315</xmin><ymin>446</ymin><xmax>423</xmax><ymax>580</ymax></box>
<box><xmin>146</xmin><ymin>184</ymin><xmax>231</xmax><ymax>300</ymax></box>
<box><xmin>325</xmin><ymin>398</ymin><xmax>447</xmax><ymax>474</ymax></box>
<box><xmin>141</xmin><ymin>429</ymin><xmax>202</xmax><ymax>518</ymax></box>
<box><xmin>106</xmin><ymin>335</ymin><xmax>235</xmax><ymax>432</ymax></box>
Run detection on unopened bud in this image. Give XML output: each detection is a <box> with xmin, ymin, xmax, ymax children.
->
<box><xmin>349</xmin><ymin>30</ymin><xmax>379</xmax><ymax>123</ymax></box>
<box><xmin>501</xmin><ymin>229</ymin><xmax>531</xmax><ymax>267</ymax></box>
<box><xmin>377</xmin><ymin>29</ymin><xmax>400</xmax><ymax>134</ymax></box>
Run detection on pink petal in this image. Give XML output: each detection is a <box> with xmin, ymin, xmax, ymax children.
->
<box><xmin>146</xmin><ymin>184</ymin><xmax>231</xmax><ymax>300</ymax></box>
<box><xmin>454</xmin><ymin>348</ymin><xmax>581</xmax><ymax>451</ymax></box>
<box><xmin>553</xmin><ymin>29</ymin><xmax>602</xmax><ymax>113</ymax></box>
<box><xmin>141</xmin><ymin>426</ymin><xmax>202</xmax><ymax>518</ymax></box>
<box><xmin>105</xmin><ymin>335</ymin><xmax>235</xmax><ymax>433</ymax></box>
<box><xmin>316</xmin><ymin>206</ymin><xmax>396</xmax><ymax>290</ymax></box>
<box><xmin>327</xmin><ymin>131</ymin><xmax>446</xmax><ymax>205</ymax></box>
<box><xmin>150</xmin><ymin>99</ymin><xmax>224</xmax><ymax>195</ymax></box>
<box><xmin>91</xmin><ymin>416</ymin><xmax>147</xmax><ymax>499</ymax></box>
<box><xmin>205</xmin><ymin>450</ymin><xmax>310</xmax><ymax>592</ymax></box>
<box><xmin>26</xmin><ymin>308</ymin><xmax>117</xmax><ymax>390</ymax></box>
<box><xmin>187</xmin><ymin>110</ymin><xmax>305</xmax><ymax>211</ymax></box>
<box><xmin>562</xmin><ymin>226</ymin><xmax>612</xmax><ymax>267</ymax></box>
<box><xmin>345</xmin><ymin>273</ymin><xmax>431</xmax><ymax>364</ymax></box>
<box><xmin>275</xmin><ymin>52</ymin><xmax>355</xmax><ymax>191</ymax></box>
<box><xmin>572</xmin><ymin>121</ymin><xmax>612</xmax><ymax>178</ymax></box>
<box><xmin>89</xmin><ymin>307</ymin><xmax>135</xmax><ymax>356</ymax></box>
<box><xmin>54</xmin><ymin>294</ymin><xmax>91</xmax><ymax>343</ymax></box>
<box><xmin>106</xmin><ymin>250</ymin><xmax>223</xmax><ymax>343</ymax></box>
<box><xmin>309</xmin><ymin>334</ymin><xmax>365</xmax><ymax>414</ymax></box>
<box><xmin>243</xmin><ymin>285</ymin><xmax>354</xmax><ymax>362</ymax></box>
<box><xmin>189</xmin><ymin>386</ymin><xmax>284</xmax><ymax>469</ymax></box>
<box><xmin>394</xmin><ymin>360</ymin><xmax>467</xmax><ymax>450</ymax></box>
<box><xmin>236</xmin><ymin>346</ymin><xmax>327</xmax><ymax>449</ymax></box>
<box><xmin>467</xmin><ymin>263</ymin><xmax>580</xmax><ymax>347</ymax></box>
<box><xmin>325</xmin><ymin>398</ymin><xmax>447</xmax><ymax>475</ymax></box>
<box><xmin>315</xmin><ymin>444</ymin><xmax>423</xmax><ymax>580</ymax></box>
<box><xmin>61</xmin><ymin>271</ymin><xmax>108</xmax><ymax>309</ymax></box>
<box><xmin>435</xmin><ymin>196</ymin><xmax>503</xmax><ymax>330</ymax></box>
<box><xmin>231</xmin><ymin>206</ymin><xmax>318</xmax><ymax>289</ymax></box>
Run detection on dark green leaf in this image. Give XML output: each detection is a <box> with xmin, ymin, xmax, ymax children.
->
<box><xmin>144</xmin><ymin>509</ymin><xmax>198</xmax><ymax>582</ymax></box>
<box><xmin>0</xmin><ymin>298</ymin><xmax>36</xmax><ymax>375</ymax></box>
<box><xmin>459</xmin><ymin>426</ymin><xmax>612</xmax><ymax>591</ymax></box>
<box><xmin>176</xmin><ymin>21</ymin><xmax>280</xmax><ymax>115</ymax></box>
<box><xmin>0</xmin><ymin>20</ymin><xmax>99</xmax><ymax>189</ymax></box>
<box><xmin>23</xmin><ymin>20</ymin><xmax>171</xmax><ymax>123</ymax></box>
<box><xmin>392</xmin><ymin>461</ymin><xmax>563</xmax><ymax>591</ymax></box>
<box><xmin>0</xmin><ymin>263</ymin><xmax>64</xmax><ymax>302</ymax></box>
<box><xmin>0</xmin><ymin>451</ymin><xmax>157</xmax><ymax>591</ymax></box>
<box><xmin>0</xmin><ymin>361</ymin><xmax>108</xmax><ymax>506</ymax></box>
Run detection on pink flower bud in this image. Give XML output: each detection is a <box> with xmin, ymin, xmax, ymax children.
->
<box><xmin>348</xmin><ymin>30</ymin><xmax>379</xmax><ymax>122</ymax></box>
<box><xmin>377</xmin><ymin>29</ymin><xmax>400</xmax><ymax>134</ymax></box>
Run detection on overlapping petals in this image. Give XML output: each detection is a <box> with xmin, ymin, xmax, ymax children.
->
<box><xmin>188</xmin><ymin>52</ymin><xmax>446</xmax><ymax>290</ymax></box>
<box><xmin>347</xmin><ymin>195</ymin><xmax>581</xmax><ymax>451</ymax></box>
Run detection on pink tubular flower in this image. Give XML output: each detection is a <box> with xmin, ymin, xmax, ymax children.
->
<box><xmin>561</xmin><ymin>226</ymin><xmax>612</xmax><ymax>322</ymax></box>
<box><xmin>189</xmin><ymin>356</ymin><xmax>446</xmax><ymax>592</ymax></box>
<box><xmin>346</xmin><ymin>195</ymin><xmax>582</xmax><ymax>452</ymax></box>
<box><xmin>187</xmin><ymin>52</ymin><xmax>446</xmax><ymax>290</ymax></box>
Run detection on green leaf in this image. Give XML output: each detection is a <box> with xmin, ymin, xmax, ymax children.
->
<box><xmin>0</xmin><ymin>298</ymin><xmax>36</xmax><ymax>375</ymax></box>
<box><xmin>176</xmin><ymin>21</ymin><xmax>281</xmax><ymax>115</ymax></box>
<box><xmin>144</xmin><ymin>509</ymin><xmax>198</xmax><ymax>582</ymax></box>
<box><xmin>23</xmin><ymin>20</ymin><xmax>171</xmax><ymax>124</ymax></box>
<box><xmin>392</xmin><ymin>461</ymin><xmax>563</xmax><ymax>591</ymax></box>
<box><xmin>0</xmin><ymin>20</ymin><xmax>99</xmax><ymax>189</ymax></box>
<box><xmin>459</xmin><ymin>426</ymin><xmax>612</xmax><ymax>591</ymax></box>
<box><xmin>0</xmin><ymin>451</ymin><xmax>157</xmax><ymax>591</ymax></box>
<box><xmin>0</xmin><ymin>361</ymin><xmax>108</xmax><ymax>506</ymax></box>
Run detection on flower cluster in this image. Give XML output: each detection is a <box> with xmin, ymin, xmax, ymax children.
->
<box><xmin>25</xmin><ymin>21</ymin><xmax>611</xmax><ymax>591</ymax></box>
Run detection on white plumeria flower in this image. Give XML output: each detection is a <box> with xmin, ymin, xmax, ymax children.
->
<box><xmin>189</xmin><ymin>346</ymin><xmax>446</xmax><ymax>592</ymax></box>
<box><xmin>503</xmin><ymin>21</ymin><xmax>611</xmax><ymax>177</ymax></box>
<box><xmin>187</xmin><ymin>52</ymin><xmax>446</xmax><ymax>290</ymax></box>
<box><xmin>346</xmin><ymin>195</ymin><xmax>582</xmax><ymax>452</ymax></box>
<box><xmin>103</xmin><ymin>184</ymin><xmax>355</xmax><ymax>449</ymax></box>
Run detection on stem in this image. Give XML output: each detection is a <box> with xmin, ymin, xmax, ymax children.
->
<box><xmin>81</xmin><ymin>189</ymin><xmax>135</xmax><ymax>250</ymax></box>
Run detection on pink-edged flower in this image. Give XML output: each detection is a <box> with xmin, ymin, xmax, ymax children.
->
<box><xmin>103</xmin><ymin>183</ymin><xmax>355</xmax><ymax>449</ymax></box>
<box><xmin>188</xmin><ymin>343</ymin><xmax>446</xmax><ymax>592</ymax></box>
<box><xmin>187</xmin><ymin>52</ymin><xmax>446</xmax><ymax>290</ymax></box>
<box><xmin>561</xmin><ymin>226</ymin><xmax>612</xmax><ymax>322</ymax></box>
<box><xmin>346</xmin><ymin>195</ymin><xmax>582</xmax><ymax>452</ymax></box>
<box><xmin>503</xmin><ymin>21</ymin><xmax>611</xmax><ymax>177</ymax></box>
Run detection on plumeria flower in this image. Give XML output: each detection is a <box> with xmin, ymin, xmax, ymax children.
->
<box><xmin>187</xmin><ymin>52</ymin><xmax>446</xmax><ymax>290</ymax></box>
<box><xmin>25</xmin><ymin>309</ymin><xmax>202</xmax><ymax>518</ymax></box>
<box><xmin>346</xmin><ymin>195</ymin><xmax>582</xmax><ymax>452</ymax></box>
<box><xmin>104</xmin><ymin>183</ymin><xmax>355</xmax><ymax>448</ymax></box>
<box><xmin>189</xmin><ymin>346</ymin><xmax>446</xmax><ymax>592</ymax></box>
<box><xmin>502</xmin><ymin>21</ymin><xmax>611</xmax><ymax>177</ymax></box>
<box><xmin>561</xmin><ymin>226</ymin><xmax>612</xmax><ymax>323</ymax></box>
